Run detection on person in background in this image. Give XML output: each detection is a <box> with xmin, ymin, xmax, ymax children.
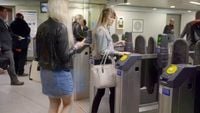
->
<box><xmin>0</xmin><ymin>6</ymin><xmax>24</xmax><ymax>85</ymax></box>
<box><xmin>163</xmin><ymin>18</ymin><xmax>175</xmax><ymax>50</ymax></box>
<box><xmin>180</xmin><ymin>11</ymin><xmax>200</xmax><ymax>50</ymax></box>
<box><xmin>82</xmin><ymin>19</ymin><xmax>89</xmax><ymax>39</ymax></box>
<box><xmin>163</xmin><ymin>18</ymin><xmax>175</xmax><ymax>34</ymax></box>
<box><xmin>83</xmin><ymin>19</ymin><xmax>89</xmax><ymax>31</ymax></box>
<box><xmin>10</xmin><ymin>13</ymin><xmax>30</xmax><ymax>76</ymax></box>
<box><xmin>36</xmin><ymin>0</ymin><xmax>85</xmax><ymax>113</ymax></box>
<box><xmin>91</xmin><ymin>7</ymin><xmax>130</xmax><ymax>113</ymax></box>
<box><xmin>72</xmin><ymin>14</ymin><xmax>86</xmax><ymax>42</ymax></box>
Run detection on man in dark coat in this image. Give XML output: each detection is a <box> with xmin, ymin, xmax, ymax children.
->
<box><xmin>10</xmin><ymin>13</ymin><xmax>30</xmax><ymax>76</ymax></box>
<box><xmin>0</xmin><ymin>6</ymin><xmax>24</xmax><ymax>85</ymax></box>
<box><xmin>163</xmin><ymin>18</ymin><xmax>175</xmax><ymax>34</ymax></box>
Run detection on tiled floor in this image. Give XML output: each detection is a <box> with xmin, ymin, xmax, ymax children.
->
<box><xmin>0</xmin><ymin>64</ymin><xmax>110</xmax><ymax>113</ymax></box>
<box><xmin>0</xmin><ymin>72</ymin><xmax>48</xmax><ymax>113</ymax></box>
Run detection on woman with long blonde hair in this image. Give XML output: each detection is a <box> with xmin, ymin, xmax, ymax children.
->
<box><xmin>91</xmin><ymin>7</ymin><xmax>130</xmax><ymax>113</ymax></box>
<box><xmin>36</xmin><ymin>0</ymin><xmax>84</xmax><ymax>113</ymax></box>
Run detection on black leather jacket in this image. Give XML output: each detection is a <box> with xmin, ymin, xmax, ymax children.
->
<box><xmin>36</xmin><ymin>18</ymin><xmax>75</xmax><ymax>71</ymax></box>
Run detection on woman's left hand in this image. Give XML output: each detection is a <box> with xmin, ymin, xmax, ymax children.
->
<box><xmin>115</xmin><ymin>40</ymin><xmax>126</xmax><ymax>46</ymax></box>
<box><xmin>74</xmin><ymin>39</ymin><xmax>86</xmax><ymax>49</ymax></box>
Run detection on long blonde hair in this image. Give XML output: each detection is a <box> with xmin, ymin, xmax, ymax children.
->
<box><xmin>93</xmin><ymin>7</ymin><xmax>116</xmax><ymax>42</ymax></box>
<box><xmin>48</xmin><ymin>0</ymin><xmax>74</xmax><ymax>47</ymax></box>
<box><xmin>96</xmin><ymin>7</ymin><xmax>116</xmax><ymax>29</ymax></box>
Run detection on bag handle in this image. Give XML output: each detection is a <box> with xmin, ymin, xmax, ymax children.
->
<box><xmin>100</xmin><ymin>49</ymin><xmax>109</xmax><ymax>66</ymax></box>
<box><xmin>99</xmin><ymin>26</ymin><xmax>113</xmax><ymax>66</ymax></box>
<box><xmin>99</xmin><ymin>50</ymin><xmax>109</xmax><ymax>73</ymax></box>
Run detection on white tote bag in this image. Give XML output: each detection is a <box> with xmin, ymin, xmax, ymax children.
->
<box><xmin>29</xmin><ymin>60</ymin><xmax>41</xmax><ymax>82</ymax></box>
<box><xmin>91</xmin><ymin>50</ymin><xmax>116</xmax><ymax>88</ymax></box>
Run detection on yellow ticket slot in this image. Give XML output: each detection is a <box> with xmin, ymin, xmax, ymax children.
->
<box><xmin>120</xmin><ymin>54</ymin><xmax>128</xmax><ymax>62</ymax></box>
<box><xmin>166</xmin><ymin>64</ymin><xmax>178</xmax><ymax>75</ymax></box>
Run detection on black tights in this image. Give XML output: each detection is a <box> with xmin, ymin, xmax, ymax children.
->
<box><xmin>91</xmin><ymin>87</ymin><xmax>115</xmax><ymax>113</ymax></box>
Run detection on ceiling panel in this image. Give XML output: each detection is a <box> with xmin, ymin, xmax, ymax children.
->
<box><xmin>1</xmin><ymin>0</ymin><xmax>199</xmax><ymax>10</ymax></box>
<box><xmin>69</xmin><ymin>0</ymin><xmax>106</xmax><ymax>4</ymax></box>
<box><xmin>114</xmin><ymin>0</ymin><xmax>200</xmax><ymax>10</ymax></box>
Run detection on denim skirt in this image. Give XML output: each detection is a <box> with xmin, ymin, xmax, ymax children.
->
<box><xmin>40</xmin><ymin>69</ymin><xmax>73</xmax><ymax>98</ymax></box>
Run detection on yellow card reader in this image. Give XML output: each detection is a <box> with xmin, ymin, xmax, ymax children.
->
<box><xmin>166</xmin><ymin>64</ymin><xmax>178</xmax><ymax>75</ymax></box>
<box><xmin>120</xmin><ymin>54</ymin><xmax>129</xmax><ymax>62</ymax></box>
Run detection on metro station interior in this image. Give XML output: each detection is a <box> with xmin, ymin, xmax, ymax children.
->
<box><xmin>0</xmin><ymin>0</ymin><xmax>200</xmax><ymax>113</ymax></box>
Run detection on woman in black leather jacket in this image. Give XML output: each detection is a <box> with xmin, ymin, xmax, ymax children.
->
<box><xmin>36</xmin><ymin>0</ymin><xmax>84</xmax><ymax>113</ymax></box>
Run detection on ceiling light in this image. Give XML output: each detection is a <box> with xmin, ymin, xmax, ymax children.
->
<box><xmin>152</xmin><ymin>8</ymin><xmax>157</xmax><ymax>10</ymax></box>
<box><xmin>187</xmin><ymin>10</ymin><xmax>192</xmax><ymax>13</ymax></box>
<box><xmin>170</xmin><ymin>5</ymin><xmax>175</xmax><ymax>8</ymax></box>
<box><xmin>190</xmin><ymin>1</ymin><xmax>200</xmax><ymax>5</ymax></box>
<box><xmin>110</xmin><ymin>5</ymin><xmax>114</xmax><ymax>8</ymax></box>
<box><xmin>125</xmin><ymin>2</ymin><xmax>131</xmax><ymax>5</ymax></box>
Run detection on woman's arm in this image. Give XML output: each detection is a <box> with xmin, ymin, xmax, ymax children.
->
<box><xmin>96</xmin><ymin>29</ymin><xmax>130</xmax><ymax>56</ymax></box>
<box><xmin>113</xmin><ymin>40</ymin><xmax>125</xmax><ymax>47</ymax></box>
<box><xmin>57</xmin><ymin>25</ymin><xmax>85</xmax><ymax>62</ymax></box>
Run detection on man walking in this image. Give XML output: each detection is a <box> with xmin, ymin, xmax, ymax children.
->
<box><xmin>0</xmin><ymin>6</ymin><xmax>24</xmax><ymax>85</ymax></box>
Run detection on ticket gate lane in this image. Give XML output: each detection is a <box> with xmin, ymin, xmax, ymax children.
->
<box><xmin>115</xmin><ymin>53</ymin><xmax>160</xmax><ymax>113</ymax></box>
<box><xmin>140</xmin><ymin>54</ymin><xmax>159</xmax><ymax>105</ymax></box>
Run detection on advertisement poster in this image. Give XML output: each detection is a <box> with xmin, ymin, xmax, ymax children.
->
<box><xmin>117</xmin><ymin>17</ymin><xmax>124</xmax><ymax>29</ymax></box>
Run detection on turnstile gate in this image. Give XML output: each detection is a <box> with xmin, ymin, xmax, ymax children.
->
<box><xmin>115</xmin><ymin>54</ymin><xmax>142</xmax><ymax>113</ymax></box>
<box><xmin>73</xmin><ymin>46</ymin><xmax>90</xmax><ymax>100</ymax></box>
<box><xmin>159</xmin><ymin>64</ymin><xmax>197</xmax><ymax>113</ymax></box>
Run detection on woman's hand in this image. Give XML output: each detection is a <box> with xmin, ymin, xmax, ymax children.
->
<box><xmin>117</xmin><ymin>51</ymin><xmax>131</xmax><ymax>56</ymax></box>
<box><xmin>74</xmin><ymin>39</ymin><xmax>86</xmax><ymax>49</ymax></box>
<box><xmin>114</xmin><ymin>40</ymin><xmax>126</xmax><ymax>46</ymax></box>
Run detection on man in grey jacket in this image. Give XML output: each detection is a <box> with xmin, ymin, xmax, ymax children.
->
<box><xmin>0</xmin><ymin>6</ymin><xmax>24</xmax><ymax>85</ymax></box>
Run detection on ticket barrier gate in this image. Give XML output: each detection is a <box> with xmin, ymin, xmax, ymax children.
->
<box><xmin>115</xmin><ymin>53</ymin><xmax>162</xmax><ymax>113</ymax></box>
<box><xmin>73</xmin><ymin>30</ymin><xmax>92</xmax><ymax>101</ymax></box>
<box><xmin>159</xmin><ymin>64</ymin><xmax>200</xmax><ymax>113</ymax></box>
<box><xmin>73</xmin><ymin>45</ymin><xmax>90</xmax><ymax>100</ymax></box>
<box><xmin>115</xmin><ymin>54</ymin><xmax>142</xmax><ymax>113</ymax></box>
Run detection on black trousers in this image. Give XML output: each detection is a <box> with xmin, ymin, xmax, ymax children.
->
<box><xmin>91</xmin><ymin>87</ymin><xmax>115</xmax><ymax>113</ymax></box>
<box><xmin>13</xmin><ymin>49</ymin><xmax>27</xmax><ymax>75</ymax></box>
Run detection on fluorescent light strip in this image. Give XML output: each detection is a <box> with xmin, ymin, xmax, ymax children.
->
<box><xmin>152</xmin><ymin>8</ymin><xmax>157</xmax><ymax>10</ymax></box>
<box><xmin>190</xmin><ymin>1</ymin><xmax>200</xmax><ymax>5</ymax></box>
<box><xmin>170</xmin><ymin>6</ymin><xmax>175</xmax><ymax>8</ymax></box>
<box><xmin>125</xmin><ymin>2</ymin><xmax>131</xmax><ymax>5</ymax></box>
